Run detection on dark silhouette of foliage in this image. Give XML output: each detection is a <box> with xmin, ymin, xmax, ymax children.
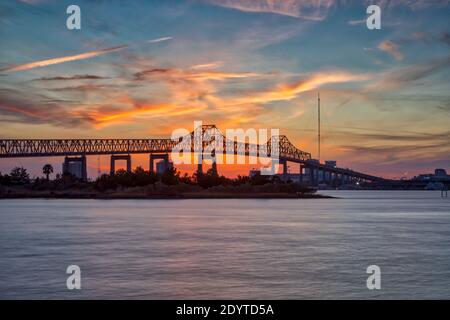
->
<box><xmin>94</xmin><ymin>167</ymin><xmax>159</xmax><ymax>191</ymax></box>
<box><xmin>0</xmin><ymin>163</ymin><xmax>316</xmax><ymax>196</ymax></box>
<box><xmin>196</xmin><ymin>169</ymin><xmax>230</xmax><ymax>188</ymax></box>
<box><xmin>0</xmin><ymin>172</ymin><xmax>12</xmax><ymax>185</ymax></box>
<box><xmin>42</xmin><ymin>164</ymin><xmax>54</xmax><ymax>180</ymax></box>
<box><xmin>133</xmin><ymin>166</ymin><xmax>159</xmax><ymax>186</ymax></box>
<box><xmin>161</xmin><ymin>167</ymin><xmax>180</xmax><ymax>186</ymax></box>
<box><xmin>248</xmin><ymin>171</ymin><xmax>270</xmax><ymax>185</ymax></box>
<box><xmin>9</xmin><ymin>167</ymin><xmax>30</xmax><ymax>185</ymax></box>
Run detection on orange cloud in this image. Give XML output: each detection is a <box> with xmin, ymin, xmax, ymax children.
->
<box><xmin>93</xmin><ymin>102</ymin><xmax>207</xmax><ymax>127</ymax></box>
<box><xmin>209</xmin><ymin>71</ymin><xmax>369</xmax><ymax>106</ymax></box>
<box><xmin>189</xmin><ymin>61</ymin><xmax>224</xmax><ymax>70</ymax></box>
<box><xmin>378</xmin><ymin>40</ymin><xmax>404</xmax><ymax>61</ymax></box>
<box><xmin>135</xmin><ymin>67</ymin><xmax>261</xmax><ymax>81</ymax></box>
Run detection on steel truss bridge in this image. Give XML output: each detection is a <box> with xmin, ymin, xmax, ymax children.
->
<box><xmin>0</xmin><ymin>125</ymin><xmax>385</xmax><ymax>184</ymax></box>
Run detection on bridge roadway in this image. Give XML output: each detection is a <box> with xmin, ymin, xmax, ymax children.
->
<box><xmin>0</xmin><ymin>125</ymin><xmax>386</xmax><ymax>183</ymax></box>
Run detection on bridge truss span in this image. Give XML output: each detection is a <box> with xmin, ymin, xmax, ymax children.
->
<box><xmin>0</xmin><ymin>125</ymin><xmax>311</xmax><ymax>161</ymax></box>
<box><xmin>0</xmin><ymin>125</ymin><xmax>389</xmax><ymax>184</ymax></box>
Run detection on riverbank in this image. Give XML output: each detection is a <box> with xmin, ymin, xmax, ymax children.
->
<box><xmin>0</xmin><ymin>178</ymin><xmax>334</xmax><ymax>199</ymax></box>
<box><xmin>0</xmin><ymin>190</ymin><xmax>333</xmax><ymax>199</ymax></box>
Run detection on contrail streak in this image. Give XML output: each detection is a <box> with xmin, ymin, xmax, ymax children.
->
<box><xmin>0</xmin><ymin>46</ymin><xmax>127</xmax><ymax>73</ymax></box>
<box><xmin>148</xmin><ymin>37</ymin><xmax>173</xmax><ymax>43</ymax></box>
<box><xmin>0</xmin><ymin>37</ymin><xmax>172</xmax><ymax>73</ymax></box>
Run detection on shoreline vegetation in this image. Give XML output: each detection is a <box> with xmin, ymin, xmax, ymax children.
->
<box><xmin>0</xmin><ymin>165</ymin><xmax>333</xmax><ymax>200</ymax></box>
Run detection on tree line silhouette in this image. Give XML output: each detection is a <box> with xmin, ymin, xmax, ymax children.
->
<box><xmin>0</xmin><ymin>164</ymin><xmax>312</xmax><ymax>194</ymax></box>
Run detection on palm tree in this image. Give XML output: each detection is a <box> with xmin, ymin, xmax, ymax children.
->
<box><xmin>42</xmin><ymin>164</ymin><xmax>54</xmax><ymax>181</ymax></box>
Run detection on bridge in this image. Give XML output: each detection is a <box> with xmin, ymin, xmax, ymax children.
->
<box><xmin>0</xmin><ymin>124</ymin><xmax>386</xmax><ymax>185</ymax></box>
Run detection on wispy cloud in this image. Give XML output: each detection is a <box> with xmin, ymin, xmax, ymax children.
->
<box><xmin>206</xmin><ymin>0</ymin><xmax>449</xmax><ymax>21</ymax></box>
<box><xmin>411</xmin><ymin>31</ymin><xmax>450</xmax><ymax>46</ymax></box>
<box><xmin>0</xmin><ymin>88</ymin><xmax>93</xmax><ymax>127</ymax></box>
<box><xmin>134</xmin><ymin>67</ymin><xmax>262</xmax><ymax>81</ymax></box>
<box><xmin>0</xmin><ymin>45</ymin><xmax>127</xmax><ymax>73</ymax></box>
<box><xmin>378</xmin><ymin>40</ymin><xmax>404</xmax><ymax>61</ymax></box>
<box><xmin>205</xmin><ymin>0</ymin><xmax>335</xmax><ymax>20</ymax></box>
<box><xmin>189</xmin><ymin>61</ymin><xmax>224</xmax><ymax>70</ymax></box>
<box><xmin>348</xmin><ymin>19</ymin><xmax>365</xmax><ymax>26</ymax></box>
<box><xmin>32</xmin><ymin>74</ymin><xmax>107</xmax><ymax>81</ymax></box>
<box><xmin>214</xmin><ymin>71</ymin><xmax>370</xmax><ymax>106</ymax></box>
<box><xmin>148</xmin><ymin>36</ymin><xmax>173</xmax><ymax>43</ymax></box>
<box><xmin>366</xmin><ymin>0</ymin><xmax>450</xmax><ymax>11</ymax></box>
<box><xmin>0</xmin><ymin>37</ymin><xmax>172</xmax><ymax>73</ymax></box>
<box><xmin>371</xmin><ymin>55</ymin><xmax>450</xmax><ymax>90</ymax></box>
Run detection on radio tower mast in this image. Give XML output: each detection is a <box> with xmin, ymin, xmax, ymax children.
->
<box><xmin>318</xmin><ymin>92</ymin><xmax>321</xmax><ymax>163</ymax></box>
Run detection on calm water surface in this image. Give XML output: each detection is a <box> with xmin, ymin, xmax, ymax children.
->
<box><xmin>0</xmin><ymin>191</ymin><xmax>449</xmax><ymax>299</ymax></box>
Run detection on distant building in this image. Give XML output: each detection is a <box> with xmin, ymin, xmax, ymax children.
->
<box><xmin>63</xmin><ymin>161</ymin><xmax>83</xmax><ymax>178</ymax></box>
<box><xmin>156</xmin><ymin>160</ymin><xmax>173</xmax><ymax>175</ymax></box>
<box><xmin>62</xmin><ymin>156</ymin><xmax>87</xmax><ymax>180</ymax></box>
<box><xmin>413</xmin><ymin>168</ymin><xmax>450</xmax><ymax>182</ymax></box>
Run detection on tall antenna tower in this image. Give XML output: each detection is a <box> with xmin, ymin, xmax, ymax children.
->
<box><xmin>318</xmin><ymin>92</ymin><xmax>321</xmax><ymax>162</ymax></box>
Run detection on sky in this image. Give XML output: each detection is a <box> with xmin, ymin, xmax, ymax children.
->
<box><xmin>0</xmin><ymin>0</ymin><xmax>449</xmax><ymax>179</ymax></box>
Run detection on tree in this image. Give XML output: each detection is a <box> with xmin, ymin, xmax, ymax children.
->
<box><xmin>161</xmin><ymin>167</ymin><xmax>180</xmax><ymax>185</ymax></box>
<box><xmin>233</xmin><ymin>175</ymin><xmax>249</xmax><ymax>186</ymax></box>
<box><xmin>9</xmin><ymin>167</ymin><xmax>30</xmax><ymax>185</ymax></box>
<box><xmin>249</xmin><ymin>171</ymin><xmax>269</xmax><ymax>185</ymax></box>
<box><xmin>42</xmin><ymin>164</ymin><xmax>54</xmax><ymax>181</ymax></box>
<box><xmin>196</xmin><ymin>168</ymin><xmax>229</xmax><ymax>188</ymax></box>
<box><xmin>179</xmin><ymin>172</ymin><xmax>194</xmax><ymax>185</ymax></box>
<box><xmin>0</xmin><ymin>172</ymin><xmax>11</xmax><ymax>185</ymax></box>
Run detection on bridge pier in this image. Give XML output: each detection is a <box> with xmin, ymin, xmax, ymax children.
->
<box><xmin>282</xmin><ymin>161</ymin><xmax>288</xmax><ymax>175</ymax></box>
<box><xmin>110</xmin><ymin>154</ymin><xmax>131</xmax><ymax>175</ymax></box>
<box><xmin>211</xmin><ymin>160</ymin><xmax>218</xmax><ymax>177</ymax></box>
<box><xmin>309</xmin><ymin>167</ymin><xmax>317</xmax><ymax>187</ymax></box>
<box><xmin>149</xmin><ymin>153</ymin><xmax>169</xmax><ymax>173</ymax></box>
<box><xmin>197</xmin><ymin>154</ymin><xmax>203</xmax><ymax>175</ymax></box>
<box><xmin>62</xmin><ymin>155</ymin><xmax>87</xmax><ymax>181</ymax></box>
<box><xmin>279</xmin><ymin>159</ymin><xmax>288</xmax><ymax>180</ymax></box>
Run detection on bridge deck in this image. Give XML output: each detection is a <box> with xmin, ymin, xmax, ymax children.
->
<box><xmin>0</xmin><ymin>126</ymin><xmax>385</xmax><ymax>182</ymax></box>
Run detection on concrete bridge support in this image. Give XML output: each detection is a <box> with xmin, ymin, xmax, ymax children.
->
<box><xmin>309</xmin><ymin>167</ymin><xmax>317</xmax><ymax>187</ymax></box>
<box><xmin>149</xmin><ymin>153</ymin><xmax>169</xmax><ymax>173</ymax></box>
<box><xmin>279</xmin><ymin>159</ymin><xmax>289</xmax><ymax>180</ymax></box>
<box><xmin>195</xmin><ymin>153</ymin><xmax>219</xmax><ymax>177</ymax></box>
<box><xmin>282</xmin><ymin>160</ymin><xmax>288</xmax><ymax>175</ymax></box>
<box><xmin>318</xmin><ymin>169</ymin><xmax>323</xmax><ymax>183</ymax></box>
<box><xmin>196</xmin><ymin>154</ymin><xmax>203</xmax><ymax>176</ymax></box>
<box><xmin>63</xmin><ymin>155</ymin><xmax>87</xmax><ymax>181</ymax></box>
<box><xmin>110</xmin><ymin>154</ymin><xmax>131</xmax><ymax>175</ymax></box>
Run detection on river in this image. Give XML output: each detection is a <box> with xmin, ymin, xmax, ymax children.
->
<box><xmin>0</xmin><ymin>191</ymin><xmax>449</xmax><ymax>299</ymax></box>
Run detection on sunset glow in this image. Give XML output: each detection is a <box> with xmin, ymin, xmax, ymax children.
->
<box><xmin>0</xmin><ymin>0</ymin><xmax>449</xmax><ymax>179</ymax></box>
